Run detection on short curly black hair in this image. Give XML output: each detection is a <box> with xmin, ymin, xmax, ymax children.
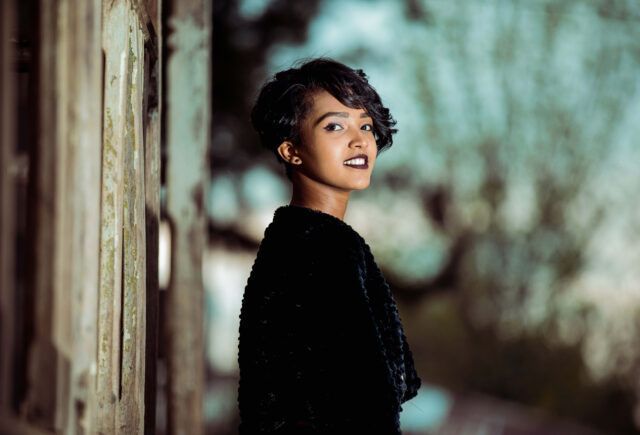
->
<box><xmin>250</xmin><ymin>57</ymin><xmax>398</xmax><ymax>180</ymax></box>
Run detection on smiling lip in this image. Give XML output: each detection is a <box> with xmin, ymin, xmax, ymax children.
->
<box><xmin>344</xmin><ymin>163</ymin><xmax>369</xmax><ymax>169</ymax></box>
<box><xmin>344</xmin><ymin>154</ymin><xmax>369</xmax><ymax>170</ymax></box>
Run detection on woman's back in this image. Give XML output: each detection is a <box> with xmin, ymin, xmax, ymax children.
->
<box><xmin>237</xmin><ymin>205</ymin><xmax>420</xmax><ymax>435</ymax></box>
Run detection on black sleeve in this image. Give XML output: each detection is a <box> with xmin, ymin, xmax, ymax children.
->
<box><xmin>244</xmin><ymin>232</ymin><xmax>400</xmax><ymax>435</ymax></box>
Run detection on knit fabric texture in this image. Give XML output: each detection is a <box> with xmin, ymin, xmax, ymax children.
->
<box><xmin>237</xmin><ymin>204</ymin><xmax>421</xmax><ymax>435</ymax></box>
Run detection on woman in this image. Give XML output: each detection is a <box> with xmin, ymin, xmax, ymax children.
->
<box><xmin>237</xmin><ymin>58</ymin><xmax>421</xmax><ymax>435</ymax></box>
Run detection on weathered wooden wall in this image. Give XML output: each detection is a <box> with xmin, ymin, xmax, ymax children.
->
<box><xmin>0</xmin><ymin>0</ymin><xmax>210</xmax><ymax>433</ymax></box>
<box><xmin>50</xmin><ymin>1</ymin><xmax>104</xmax><ymax>433</ymax></box>
<box><xmin>98</xmin><ymin>1</ymin><xmax>146</xmax><ymax>432</ymax></box>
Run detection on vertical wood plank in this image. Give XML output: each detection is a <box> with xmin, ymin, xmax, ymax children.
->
<box><xmin>98</xmin><ymin>1</ymin><xmax>153</xmax><ymax>433</ymax></box>
<box><xmin>44</xmin><ymin>0</ymin><xmax>104</xmax><ymax>433</ymax></box>
<box><xmin>23</xmin><ymin>0</ymin><xmax>58</xmax><ymax>428</ymax></box>
<box><xmin>52</xmin><ymin>4</ymin><xmax>75</xmax><ymax>431</ymax></box>
<box><xmin>116</xmin><ymin>10</ymin><xmax>147</xmax><ymax>434</ymax></box>
<box><xmin>52</xmin><ymin>0</ymin><xmax>73</xmax><ymax>365</ymax></box>
<box><xmin>2</xmin><ymin>0</ymin><xmax>159</xmax><ymax>432</ymax></box>
<box><xmin>64</xmin><ymin>0</ymin><xmax>103</xmax><ymax>432</ymax></box>
<box><xmin>51</xmin><ymin>4</ymin><xmax>74</xmax><ymax>430</ymax></box>
<box><xmin>0</xmin><ymin>0</ymin><xmax>17</xmax><ymax>413</ymax></box>
<box><xmin>164</xmin><ymin>0</ymin><xmax>211</xmax><ymax>433</ymax></box>
<box><xmin>142</xmin><ymin>1</ymin><xmax>162</xmax><ymax>432</ymax></box>
<box><xmin>97</xmin><ymin>1</ymin><xmax>129</xmax><ymax>432</ymax></box>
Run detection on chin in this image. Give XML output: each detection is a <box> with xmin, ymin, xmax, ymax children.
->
<box><xmin>349</xmin><ymin>180</ymin><xmax>371</xmax><ymax>190</ymax></box>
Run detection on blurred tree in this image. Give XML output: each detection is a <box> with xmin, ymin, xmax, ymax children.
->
<box><xmin>209</xmin><ymin>0</ymin><xmax>640</xmax><ymax>433</ymax></box>
<box><xmin>211</xmin><ymin>0</ymin><xmax>322</xmax><ymax>180</ymax></box>
<box><xmin>387</xmin><ymin>1</ymin><xmax>640</xmax><ymax>433</ymax></box>
<box><xmin>397</xmin><ymin>0</ymin><xmax>638</xmax><ymax>354</ymax></box>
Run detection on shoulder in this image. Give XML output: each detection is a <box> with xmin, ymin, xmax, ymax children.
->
<box><xmin>266</xmin><ymin>205</ymin><xmax>364</xmax><ymax>254</ymax></box>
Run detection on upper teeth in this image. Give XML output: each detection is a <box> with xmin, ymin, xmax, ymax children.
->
<box><xmin>344</xmin><ymin>158</ymin><xmax>365</xmax><ymax>165</ymax></box>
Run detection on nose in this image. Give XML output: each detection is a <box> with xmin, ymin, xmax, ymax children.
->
<box><xmin>349</xmin><ymin>128</ymin><xmax>369</xmax><ymax>150</ymax></box>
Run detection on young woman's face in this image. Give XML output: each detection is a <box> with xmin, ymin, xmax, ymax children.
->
<box><xmin>294</xmin><ymin>90</ymin><xmax>378</xmax><ymax>191</ymax></box>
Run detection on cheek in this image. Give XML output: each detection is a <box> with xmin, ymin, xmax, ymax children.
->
<box><xmin>311</xmin><ymin>137</ymin><xmax>343</xmax><ymax>165</ymax></box>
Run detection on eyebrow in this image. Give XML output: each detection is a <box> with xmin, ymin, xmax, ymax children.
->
<box><xmin>313</xmin><ymin>111</ymin><xmax>371</xmax><ymax>126</ymax></box>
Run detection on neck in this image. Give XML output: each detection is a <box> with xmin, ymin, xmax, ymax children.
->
<box><xmin>289</xmin><ymin>174</ymin><xmax>350</xmax><ymax>221</ymax></box>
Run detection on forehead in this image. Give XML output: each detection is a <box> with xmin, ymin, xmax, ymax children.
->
<box><xmin>307</xmin><ymin>89</ymin><xmax>367</xmax><ymax>115</ymax></box>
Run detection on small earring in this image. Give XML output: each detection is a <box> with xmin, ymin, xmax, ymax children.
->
<box><xmin>292</xmin><ymin>157</ymin><xmax>301</xmax><ymax>164</ymax></box>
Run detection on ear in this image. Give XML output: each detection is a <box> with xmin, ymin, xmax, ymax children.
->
<box><xmin>277</xmin><ymin>141</ymin><xmax>302</xmax><ymax>165</ymax></box>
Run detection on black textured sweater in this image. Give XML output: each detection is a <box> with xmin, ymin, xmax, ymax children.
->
<box><xmin>237</xmin><ymin>204</ymin><xmax>421</xmax><ymax>434</ymax></box>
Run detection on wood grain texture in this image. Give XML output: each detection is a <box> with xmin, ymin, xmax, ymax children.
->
<box><xmin>50</xmin><ymin>0</ymin><xmax>103</xmax><ymax>433</ymax></box>
<box><xmin>97</xmin><ymin>1</ymin><xmax>154</xmax><ymax>433</ymax></box>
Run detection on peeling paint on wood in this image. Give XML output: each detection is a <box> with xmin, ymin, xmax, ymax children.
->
<box><xmin>117</xmin><ymin>15</ymin><xmax>147</xmax><ymax>434</ymax></box>
<box><xmin>98</xmin><ymin>1</ymin><xmax>154</xmax><ymax>433</ymax></box>
<box><xmin>1</xmin><ymin>0</ymin><xmax>161</xmax><ymax>432</ymax></box>
<box><xmin>97</xmin><ymin>2</ymin><xmax>129</xmax><ymax>431</ymax></box>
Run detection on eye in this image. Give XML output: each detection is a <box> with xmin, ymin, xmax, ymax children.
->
<box><xmin>323</xmin><ymin>123</ymin><xmax>343</xmax><ymax>132</ymax></box>
<box><xmin>361</xmin><ymin>124</ymin><xmax>373</xmax><ymax>131</ymax></box>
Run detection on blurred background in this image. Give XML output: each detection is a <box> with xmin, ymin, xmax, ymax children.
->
<box><xmin>205</xmin><ymin>0</ymin><xmax>640</xmax><ymax>434</ymax></box>
<box><xmin>1</xmin><ymin>0</ymin><xmax>639</xmax><ymax>434</ymax></box>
